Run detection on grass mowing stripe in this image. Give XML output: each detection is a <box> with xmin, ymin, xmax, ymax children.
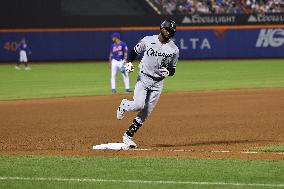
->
<box><xmin>251</xmin><ymin>144</ymin><xmax>284</xmax><ymax>153</ymax></box>
<box><xmin>0</xmin><ymin>176</ymin><xmax>283</xmax><ymax>187</ymax></box>
<box><xmin>1</xmin><ymin>156</ymin><xmax>283</xmax><ymax>189</ymax></box>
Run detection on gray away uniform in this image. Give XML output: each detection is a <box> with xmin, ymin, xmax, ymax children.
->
<box><xmin>121</xmin><ymin>35</ymin><xmax>179</xmax><ymax>124</ymax></box>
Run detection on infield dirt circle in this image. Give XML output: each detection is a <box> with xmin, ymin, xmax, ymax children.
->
<box><xmin>0</xmin><ymin>88</ymin><xmax>284</xmax><ymax>160</ymax></box>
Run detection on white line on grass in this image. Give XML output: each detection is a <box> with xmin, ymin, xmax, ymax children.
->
<box><xmin>0</xmin><ymin>176</ymin><xmax>283</xmax><ymax>187</ymax></box>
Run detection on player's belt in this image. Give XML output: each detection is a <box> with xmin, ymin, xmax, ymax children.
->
<box><xmin>141</xmin><ymin>71</ymin><xmax>164</xmax><ymax>82</ymax></box>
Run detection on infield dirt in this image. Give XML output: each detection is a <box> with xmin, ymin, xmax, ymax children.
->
<box><xmin>0</xmin><ymin>88</ymin><xmax>283</xmax><ymax>160</ymax></box>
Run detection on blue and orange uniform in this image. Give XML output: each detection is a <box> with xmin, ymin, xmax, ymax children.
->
<box><xmin>109</xmin><ymin>32</ymin><xmax>131</xmax><ymax>93</ymax></box>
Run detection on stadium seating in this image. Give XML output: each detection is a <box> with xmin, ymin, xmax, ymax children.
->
<box><xmin>61</xmin><ymin>0</ymin><xmax>156</xmax><ymax>15</ymax></box>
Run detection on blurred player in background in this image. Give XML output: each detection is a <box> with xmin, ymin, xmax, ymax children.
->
<box><xmin>109</xmin><ymin>32</ymin><xmax>132</xmax><ymax>93</ymax></box>
<box><xmin>15</xmin><ymin>38</ymin><xmax>32</xmax><ymax>70</ymax></box>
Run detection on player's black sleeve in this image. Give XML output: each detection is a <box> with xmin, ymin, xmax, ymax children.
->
<box><xmin>167</xmin><ymin>67</ymin><xmax>175</xmax><ymax>76</ymax></box>
<box><xmin>127</xmin><ymin>49</ymin><xmax>138</xmax><ymax>62</ymax></box>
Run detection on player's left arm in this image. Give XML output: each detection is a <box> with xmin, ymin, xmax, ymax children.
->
<box><xmin>167</xmin><ymin>49</ymin><xmax>179</xmax><ymax>76</ymax></box>
<box><xmin>108</xmin><ymin>52</ymin><xmax>113</xmax><ymax>67</ymax></box>
<box><xmin>123</xmin><ymin>45</ymin><xmax>128</xmax><ymax>64</ymax></box>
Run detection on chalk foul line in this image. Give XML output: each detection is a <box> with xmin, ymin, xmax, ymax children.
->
<box><xmin>0</xmin><ymin>176</ymin><xmax>283</xmax><ymax>187</ymax></box>
<box><xmin>130</xmin><ymin>148</ymin><xmax>284</xmax><ymax>155</ymax></box>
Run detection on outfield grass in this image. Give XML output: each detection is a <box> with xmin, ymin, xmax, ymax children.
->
<box><xmin>0</xmin><ymin>63</ymin><xmax>114</xmax><ymax>100</ymax></box>
<box><xmin>0</xmin><ymin>59</ymin><xmax>284</xmax><ymax>100</ymax></box>
<box><xmin>0</xmin><ymin>156</ymin><xmax>283</xmax><ymax>189</ymax></box>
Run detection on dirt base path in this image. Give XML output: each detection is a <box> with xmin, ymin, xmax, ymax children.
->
<box><xmin>1</xmin><ymin>88</ymin><xmax>284</xmax><ymax>160</ymax></box>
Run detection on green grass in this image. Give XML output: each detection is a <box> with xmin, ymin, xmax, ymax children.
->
<box><xmin>252</xmin><ymin>144</ymin><xmax>284</xmax><ymax>153</ymax></box>
<box><xmin>0</xmin><ymin>63</ymin><xmax>117</xmax><ymax>100</ymax></box>
<box><xmin>0</xmin><ymin>59</ymin><xmax>284</xmax><ymax>100</ymax></box>
<box><xmin>164</xmin><ymin>59</ymin><xmax>284</xmax><ymax>92</ymax></box>
<box><xmin>0</xmin><ymin>156</ymin><xmax>283</xmax><ymax>189</ymax></box>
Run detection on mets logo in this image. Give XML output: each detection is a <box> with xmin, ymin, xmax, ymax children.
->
<box><xmin>113</xmin><ymin>46</ymin><xmax>122</xmax><ymax>52</ymax></box>
<box><xmin>146</xmin><ymin>48</ymin><xmax>174</xmax><ymax>58</ymax></box>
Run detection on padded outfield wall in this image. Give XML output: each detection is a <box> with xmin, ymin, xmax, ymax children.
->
<box><xmin>0</xmin><ymin>26</ymin><xmax>284</xmax><ymax>62</ymax></box>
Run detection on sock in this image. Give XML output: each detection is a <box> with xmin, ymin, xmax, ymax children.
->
<box><xmin>125</xmin><ymin>119</ymin><xmax>143</xmax><ymax>137</ymax></box>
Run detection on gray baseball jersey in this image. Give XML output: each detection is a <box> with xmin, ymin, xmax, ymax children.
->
<box><xmin>121</xmin><ymin>34</ymin><xmax>180</xmax><ymax>124</ymax></box>
<box><xmin>134</xmin><ymin>35</ymin><xmax>179</xmax><ymax>78</ymax></box>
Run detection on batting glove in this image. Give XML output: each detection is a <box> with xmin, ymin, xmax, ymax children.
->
<box><xmin>159</xmin><ymin>67</ymin><xmax>169</xmax><ymax>77</ymax></box>
<box><xmin>125</xmin><ymin>62</ymin><xmax>134</xmax><ymax>73</ymax></box>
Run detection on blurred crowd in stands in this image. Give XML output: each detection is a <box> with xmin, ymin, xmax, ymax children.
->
<box><xmin>149</xmin><ymin>0</ymin><xmax>284</xmax><ymax>14</ymax></box>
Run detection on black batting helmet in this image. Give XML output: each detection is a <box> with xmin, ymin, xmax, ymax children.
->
<box><xmin>160</xmin><ymin>20</ymin><xmax>176</xmax><ymax>37</ymax></box>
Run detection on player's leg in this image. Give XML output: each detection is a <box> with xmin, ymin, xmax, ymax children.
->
<box><xmin>121</xmin><ymin>77</ymin><xmax>147</xmax><ymax>111</ymax></box>
<box><xmin>116</xmin><ymin>75</ymin><xmax>147</xmax><ymax>120</ymax></box>
<box><xmin>23</xmin><ymin>52</ymin><xmax>30</xmax><ymax>70</ymax></box>
<box><xmin>122</xmin><ymin>72</ymin><xmax>131</xmax><ymax>92</ymax></box>
<box><xmin>15</xmin><ymin>62</ymin><xmax>21</xmax><ymax>70</ymax></box>
<box><xmin>15</xmin><ymin>51</ymin><xmax>23</xmax><ymax>70</ymax></box>
<box><xmin>137</xmin><ymin>88</ymin><xmax>162</xmax><ymax>122</ymax></box>
<box><xmin>118</xmin><ymin>76</ymin><xmax>150</xmax><ymax>147</ymax></box>
<box><xmin>118</xmin><ymin>61</ymin><xmax>131</xmax><ymax>92</ymax></box>
<box><xmin>111</xmin><ymin>59</ymin><xmax>119</xmax><ymax>93</ymax></box>
<box><xmin>125</xmin><ymin>87</ymin><xmax>163</xmax><ymax>139</ymax></box>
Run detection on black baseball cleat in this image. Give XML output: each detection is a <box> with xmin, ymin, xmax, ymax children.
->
<box><xmin>125</xmin><ymin>89</ymin><xmax>132</xmax><ymax>93</ymax></box>
<box><xmin>112</xmin><ymin>89</ymin><xmax>117</xmax><ymax>93</ymax></box>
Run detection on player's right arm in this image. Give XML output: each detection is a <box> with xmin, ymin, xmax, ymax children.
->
<box><xmin>109</xmin><ymin>52</ymin><xmax>113</xmax><ymax>67</ymax></box>
<box><xmin>123</xmin><ymin>43</ymin><xmax>128</xmax><ymax>65</ymax></box>
<box><xmin>126</xmin><ymin>37</ymin><xmax>147</xmax><ymax>63</ymax></box>
<box><xmin>16</xmin><ymin>42</ymin><xmax>22</xmax><ymax>52</ymax></box>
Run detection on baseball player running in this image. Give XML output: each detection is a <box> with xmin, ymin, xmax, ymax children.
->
<box><xmin>109</xmin><ymin>32</ymin><xmax>131</xmax><ymax>93</ymax></box>
<box><xmin>116</xmin><ymin>20</ymin><xmax>179</xmax><ymax>148</ymax></box>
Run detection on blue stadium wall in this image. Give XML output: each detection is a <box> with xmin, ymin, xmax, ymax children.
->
<box><xmin>1</xmin><ymin>27</ymin><xmax>284</xmax><ymax>62</ymax></box>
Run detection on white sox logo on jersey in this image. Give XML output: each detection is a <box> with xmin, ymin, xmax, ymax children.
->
<box><xmin>146</xmin><ymin>48</ymin><xmax>174</xmax><ymax>58</ymax></box>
